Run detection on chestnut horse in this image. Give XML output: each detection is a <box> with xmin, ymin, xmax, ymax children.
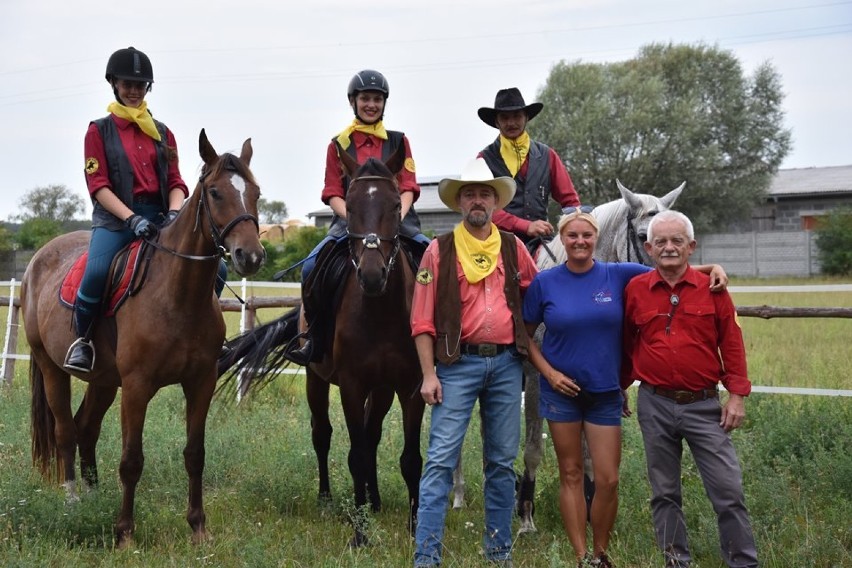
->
<box><xmin>21</xmin><ymin>130</ymin><xmax>265</xmax><ymax>547</ymax></box>
<box><xmin>219</xmin><ymin>143</ymin><xmax>424</xmax><ymax>548</ymax></box>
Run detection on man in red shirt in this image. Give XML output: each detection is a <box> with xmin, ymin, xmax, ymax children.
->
<box><xmin>411</xmin><ymin>158</ymin><xmax>538</xmax><ymax>567</ymax></box>
<box><xmin>477</xmin><ymin>87</ymin><xmax>581</xmax><ymax>245</ymax></box>
<box><xmin>622</xmin><ymin>210</ymin><xmax>758</xmax><ymax>568</ymax></box>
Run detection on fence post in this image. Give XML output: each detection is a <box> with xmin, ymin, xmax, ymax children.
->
<box><xmin>751</xmin><ymin>232</ymin><xmax>758</xmax><ymax>277</ymax></box>
<box><xmin>1</xmin><ymin>279</ymin><xmax>18</xmax><ymax>385</ymax></box>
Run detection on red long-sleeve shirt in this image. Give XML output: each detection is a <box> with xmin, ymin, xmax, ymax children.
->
<box><xmin>622</xmin><ymin>266</ymin><xmax>752</xmax><ymax>396</ymax></box>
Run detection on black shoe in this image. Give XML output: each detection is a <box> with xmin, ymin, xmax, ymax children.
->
<box><xmin>64</xmin><ymin>339</ymin><xmax>95</xmax><ymax>373</ymax></box>
<box><xmin>285</xmin><ymin>338</ymin><xmax>319</xmax><ymax>366</ymax></box>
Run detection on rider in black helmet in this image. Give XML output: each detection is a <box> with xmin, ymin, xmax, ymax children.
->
<box><xmin>285</xmin><ymin>69</ymin><xmax>430</xmax><ymax>366</ymax></box>
<box><xmin>65</xmin><ymin>47</ymin><xmax>212</xmax><ymax>373</ymax></box>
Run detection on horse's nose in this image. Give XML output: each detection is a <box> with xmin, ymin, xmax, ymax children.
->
<box><xmin>232</xmin><ymin>246</ymin><xmax>266</xmax><ymax>276</ymax></box>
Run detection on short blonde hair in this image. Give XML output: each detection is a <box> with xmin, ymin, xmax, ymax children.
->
<box><xmin>557</xmin><ymin>207</ymin><xmax>599</xmax><ymax>235</ymax></box>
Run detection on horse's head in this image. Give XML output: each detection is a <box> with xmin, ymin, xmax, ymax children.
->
<box><xmin>339</xmin><ymin>143</ymin><xmax>406</xmax><ymax>296</ymax></box>
<box><xmin>615</xmin><ymin>179</ymin><xmax>684</xmax><ymax>265</ymax></box>
<box><xmin>195</xmin><ymin>129</ymin><xmax>266</xmax><ymax>276</ymax></box>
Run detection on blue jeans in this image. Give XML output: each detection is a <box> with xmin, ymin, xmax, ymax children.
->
<box><xmin>414</xmin><ymin>349</ymin><xmax>522</xmax><ymax>565</ymax></box>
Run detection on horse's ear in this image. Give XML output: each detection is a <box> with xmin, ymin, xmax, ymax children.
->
<box><xmin>616</xmin><ymin>179</ymin><xmax>642</xmax><ymax>209</ymax></box>
<box><xmin>385</xmin><ymin>141</ymin><xmax>406</xmax><ymax>175</ymax></box>
<box><xmin>199</xmin><ymin>129</ymin><xmax>218</xmax><ymax>166</ymax></box>
<box><xmin>240</xmin><ymin>138</ymin><xmax>253</xmax><ymax>166</ymax></box>
<box><xmin>336</xmin><ymin>142</ymin><xmax>360</xmax><ymax>177</ymax></box>
<box><xmin>660</xmin><ymin>182</ymin><xmax>686</xmax><ymax>208</ymax></box>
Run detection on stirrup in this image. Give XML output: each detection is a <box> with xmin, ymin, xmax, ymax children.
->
<box><xmin>64</xmin><ymin>338</ymin><xmax>96</xmax><ymax>373</ymax></box>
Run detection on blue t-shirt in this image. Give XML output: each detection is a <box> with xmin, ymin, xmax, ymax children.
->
<box><xmin>522</xmin><ymin>261</ymin><xmax>650</xmax><ymax>392</ymax></box>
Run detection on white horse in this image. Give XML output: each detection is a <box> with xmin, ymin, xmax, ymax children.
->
<box><xmin>452</xmin><ymin>179</ymin><xmax>684</xmax><ymax>535</ymax></box>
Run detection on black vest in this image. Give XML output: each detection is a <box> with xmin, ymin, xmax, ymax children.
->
<box><xmin>89</xmin><ymin>116</ymin><xmax>170</xmax><ymax>230</ymax></box>
<box><xmin>481</xmin><ymin>138</ymin><xmax>552</xmax><ymax>241</ymax></box>
<box><xmin>327</xmin><ymin>130</ymin><xmax>422</xmax><ymax>239</ymax></box>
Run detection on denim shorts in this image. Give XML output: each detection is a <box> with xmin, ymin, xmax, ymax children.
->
<box><xmin>539</xmin><ymin>379</ymin><xmax>622</xmax><ymax>426</ymax></box>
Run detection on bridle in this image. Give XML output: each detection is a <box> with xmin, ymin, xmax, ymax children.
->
<box><xmin>625</xmin><ymin>209</ymin><xmax>652</xmax><ymax>263</ymax></box>
<box><xmin>345</xmin><ymin>174</ymin><xmax>401</xmax><ymax>278</ymax></box>
<box><xmin>145</xmin><ymin>156</ymin><xmax>259</xmax><ymax>262</ymax></box>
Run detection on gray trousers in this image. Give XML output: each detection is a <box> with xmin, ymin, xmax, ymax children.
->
<box><xmin>637</xmin><ymin>385</ymin><xmax>758</xmax><ymax>568</ymax></box>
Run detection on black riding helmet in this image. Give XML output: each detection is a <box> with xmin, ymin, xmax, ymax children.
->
<box><xmin>347</xmin><ymin>69</ymin><xmax>389</xmax><ymax>100</ymax></box>
<box><xmin>106</xmin><ymin>47</ymin><xmax>153</xmax><ymax>86</ymax></box>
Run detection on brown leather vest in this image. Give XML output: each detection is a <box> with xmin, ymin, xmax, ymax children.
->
<box><xmin>433</xmin><ymin>230</ymin><xmax>529</xmax><ymax>365</ymax></box>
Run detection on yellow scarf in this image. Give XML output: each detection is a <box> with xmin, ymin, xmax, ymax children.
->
<box><xmin>453</xmin><ymin>222</ymin><xmax>502</xmax><ymax>283</ymax></box>
<box><xmin>336</xmin><ymin>119</ymin><xmax>388</xmax><ymax>150</ymax></box>
<box><xmin>107</xmin><ymin>101</ymin><xmax>161</xmax><ymax>141</ymax></box>
<box><xmin>499</xmin><ymin>131</ymin><xmax>530</xmax><ymax>177</ymax></box>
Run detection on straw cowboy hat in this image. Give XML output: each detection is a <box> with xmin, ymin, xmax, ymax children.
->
<box><xmin>477</xmin><ymin>87</ymin><xmax>544</xmax><ymax>128</ymax></box>
<box><xmin>438</xmin><ymin>158</ymin><xmax>516</xmax><ymax>213</ymax></box>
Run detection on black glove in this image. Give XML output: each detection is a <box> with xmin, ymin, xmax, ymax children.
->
<box><xmin>162</xmin><ymin>209</ymin><xmax>180</xmax><ymax>226</ymax></box>
<box><xmin>126</xmin><ymin>214</ymin><xmax>158</xmax><ymax>239</ymax></box>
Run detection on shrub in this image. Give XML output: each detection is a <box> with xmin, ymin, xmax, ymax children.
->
<box><xmin>815</xmin><ymin>207</ymin><xmax>852</xmax><ymax>275</ymax></box>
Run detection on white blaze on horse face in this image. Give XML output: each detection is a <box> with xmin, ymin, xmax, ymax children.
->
<box><xmin>230</xmin><ymin>173</ymin><xmax>248</xmax><ymax>209</ymax></box>
<box><xmin>366</xmin><ymin>184</ymin><xmax>378</xmax><ymax>199</ymax></box>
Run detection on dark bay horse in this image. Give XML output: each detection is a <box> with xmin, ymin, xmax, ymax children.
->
<box><xmin>219</xmin><ymin>143</ymin><xmax>424</xmax><ymax>548</ymax></box>
<box><xmin>453</xmin><ymin>180</ymin><xmax>684</xmax><ymax>534</ymax></box>
<box><xmin>21</xmin><ymin>129</ymin><xmax>265</xmax><ymax>547</ymax></box>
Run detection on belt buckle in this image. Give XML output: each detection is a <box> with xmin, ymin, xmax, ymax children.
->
<box><xmin>478</xmin><ymin>344</ymin><xmax>497</xmax><ymax>357</ymax></box>
<box><xmin>674</xmin><ymin>391</ymin><xmax>695</xmax><ymax>404</ymax></box>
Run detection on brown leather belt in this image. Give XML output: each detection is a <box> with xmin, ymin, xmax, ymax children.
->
<box><xmin>644</xmin><ymin>383</ymin><xmax>718</xmax><ymax>405</ymax></box>
<box><xmin>459</xmin><ymin>343</ymin><xmax>512</xmax><ymax>357</ymax></box>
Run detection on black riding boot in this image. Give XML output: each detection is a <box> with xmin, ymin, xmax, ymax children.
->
<box><xmin>64</xmin><ymin>298</ymin><xmax>99</xmax><ymax>373</ymax></box>
<box><xmin>285</xmin><ymin>328</ymin><xmax>321</xmax><ymax>366</ymax></box>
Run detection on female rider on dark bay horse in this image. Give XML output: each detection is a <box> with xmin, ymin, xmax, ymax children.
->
<box><xmin>66</xmin><ymin>46</ymin><xmax>228</xmax><ymax>373</ymax></box>
<box><xmin>287</xmin><ymin>69</ymin><xmax>431</xmax><ymax>365</ymax></box>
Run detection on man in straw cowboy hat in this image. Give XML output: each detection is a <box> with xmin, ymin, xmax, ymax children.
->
<box><xmin>411</xmin><ymin>158</ymin><xmax>539</xmax><ymax>567</ymax></box>
<box><xmin>478</xmin><ymin>87</ymin><xmax>581</xmax><ymax>245</ymax></box>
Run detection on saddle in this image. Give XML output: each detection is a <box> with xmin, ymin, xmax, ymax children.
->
<box><xmin>301</xmin><ymin>235</ymin><xmax>428</xmax><ymax>357</ymax></box>
<box><xmin>60</xmin><ymin>240</ymin><xmax>152</xmax><ymax>316</ymax></box>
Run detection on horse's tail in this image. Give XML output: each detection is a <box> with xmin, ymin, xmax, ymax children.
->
<box><xmin>216</xmin><ymin>302</ymin><xmax>302</xmax><ymax>396</ymax></box>
<box><xmin>29</xmin><ymin>357</ymin><xmax>61</xmax><ymax>481</ymax></box>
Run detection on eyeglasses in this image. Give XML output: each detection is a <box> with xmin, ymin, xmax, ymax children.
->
<box><xmin>561</xmin><ymin>205</ymin><xmax>595</xmax><ymax>214</ymax></box>
<box><xmin>665</xmin><ymin>294</ymin><xmax>679</xmax><ymax>335</ymax></box>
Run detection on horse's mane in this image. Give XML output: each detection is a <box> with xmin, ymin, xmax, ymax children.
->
<box><xmin>202</xmin><ymin>153</ymin><xmax>258</xmax><ymax>187</ymax></box>
<box><xmin>589</xmin><ymin>199</ymin><xmax>627</xmax><ymax>239</ymax></box>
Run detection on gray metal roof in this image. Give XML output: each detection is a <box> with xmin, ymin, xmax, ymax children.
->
<box><xmin>768</xmin><ymin>164</ymin><xmax>852</xmax><ymax>197</ymax></box>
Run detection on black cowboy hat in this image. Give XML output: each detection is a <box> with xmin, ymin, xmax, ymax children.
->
<box><xmin>477</xmin><ymin>87</ymin><xmax>544</xmax><ymax>128</ymax></box>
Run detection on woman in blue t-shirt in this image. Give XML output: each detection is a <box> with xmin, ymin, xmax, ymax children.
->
<box><xmin>522</xmin><ymin>208</ymin><xmax>726</xmax><ymax>568</ymax></box>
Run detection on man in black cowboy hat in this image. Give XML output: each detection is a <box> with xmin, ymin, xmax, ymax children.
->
<box><xmin>478</xmin><ymin>87</ymin><xmax>580</xmax><ymax>245</ymax></box>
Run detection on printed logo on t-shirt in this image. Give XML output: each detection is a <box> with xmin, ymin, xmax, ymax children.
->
<box><xmin>594</xmin><ymin>290</ymin><xmax>613</xmax><ymax>304</ymax></box>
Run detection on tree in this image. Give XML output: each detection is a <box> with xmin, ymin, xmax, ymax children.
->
<box><xmin>13</xmin><ymin>184</ymin><xmax>86</xmax><ymax>223</ymax></box>
<box><xmin>532</xmin><ymin>43</ymin><xmax>791</xmax><ymax>232</ymax></box>
<box><xmin>257</xmin><ymin>198</ymin><xmax>288</xmax><ymax>224</ymax></box>
<box><xmin>250</xmin><ymin>225</ymin><xmax>326</xmax><ymax>282</ymax></box>
<box><xmin>15</xmin><ymin>218</ymin><xmax>65</xmax><ymax>250</ymax></box>
<box><xmin>815</xmin><ymin>208</ymin><xmax>852</xmax><ymax>275</ymax></box>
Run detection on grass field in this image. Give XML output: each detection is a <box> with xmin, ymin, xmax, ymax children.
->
<box><xmin>0</xmin><ymin>279</ymin><xmax>849</xmax><ymax>567</ymax></box>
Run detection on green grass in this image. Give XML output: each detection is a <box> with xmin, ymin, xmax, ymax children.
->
<box><xmin>0</xmin><ymin>278</ymin><xmax>850</xmax><ymax>566</ymax></box>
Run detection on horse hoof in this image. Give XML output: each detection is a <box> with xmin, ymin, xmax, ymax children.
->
<box><xmin>348</xmin><ymin>532</ymin><xmax>369</xmax><ymax>549</ymax></box>
<box><xmin>191</xmin><ymin>528</ymin><xmax>212</xmax><ymax>545</ymax></box>
<box><xmin>116</xmin><ymin>532</ymin><xmax>136</xmax><ymax>550</ymax></box>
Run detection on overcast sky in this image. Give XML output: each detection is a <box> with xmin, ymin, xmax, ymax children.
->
<box><xmin>2</xmin><ymin>0</ymin><xmax>850</xmax><ymax>224</ymax></box>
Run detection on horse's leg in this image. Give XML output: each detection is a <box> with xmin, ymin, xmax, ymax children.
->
<box><xmin>398</xmin><ymin>387</ymin><xmax>425</xmax><ymax>535</ymax></box>
<box><xmin>115</xmin><ymin>383</ymin><xmax>155</xmax><ymax>548</ymax></box>
<box><xmin>451</xmin><ymin>458</ymin><xmax>466</xmax><ymax>509</ymax></box>
<box><xmin>338</xmin><ymin>377</ymin><xmax>374</xmax><ymax>548</ymax></box>
<box><xmin>182</xmin><ymin>375</ymin><xmax>215</xmax><ymax>545</ymax></box>
<box><xmin>31</xmin><ymin>356</ymin><xmax>79</xmax><ymax>502</ymax></box>
<box><xmin>517</xmin><ymin>358</ymin><xmax>542</xmax><ymax>534</ymax></box>
<box><xmin>363</xmin><ymin>388</ymin><xmax>394</xmax><ymax>514</ymax></box>
<box><xmin>306</xmin><ymin>371</ymin><xmax>333</xmax><ymax>504</ymax></box>
<box><xmin>74</xmin><ymin>383</ymin><xmax>118</xmax><ymax>491</ymax></box>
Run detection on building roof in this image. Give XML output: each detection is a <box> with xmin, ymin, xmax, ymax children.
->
<box><xmin>768</xmin><ymin>164</ymin><xmax>852</xmax><ymax>197</ymax></box>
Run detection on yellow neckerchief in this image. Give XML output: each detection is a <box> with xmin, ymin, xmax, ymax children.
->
<box><xmin>453</xmin><ymin>222</ymin><xmax>502</xmax><ymax>283</ymax></box>
<box><xmin>107</xmin><ymin>101</ymin><xmax>161</xmax><ymax>141</ymax></box>
<box><xmin>499</xmin><ymin>131</ymin><xmax>530</xmax><ymax>177</ymax></box>
<box><xmin>336</xmin><ymin>119</ymin><xmax>388</xmax><ymax>150</ymax></box>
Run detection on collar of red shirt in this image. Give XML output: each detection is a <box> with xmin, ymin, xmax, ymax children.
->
<box><xmin>647</xmin><ymin>264</ymin><xmax>700</xmax><ymax>291</ymax></box>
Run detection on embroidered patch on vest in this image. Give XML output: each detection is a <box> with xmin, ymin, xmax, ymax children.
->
<box><xmin>85</xmin><ymin>157</ymin><xmax>99</xmax><ymax>175</ymax></box>
<box><xmin>416</xmin><ymin>267</ymin><xmax>433</xmax><ymax>285</ymax></box>
<box><xmin>404</xmin><ymin>157</ymin><xmax>416</xmax><ymax>173</ymax></box>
